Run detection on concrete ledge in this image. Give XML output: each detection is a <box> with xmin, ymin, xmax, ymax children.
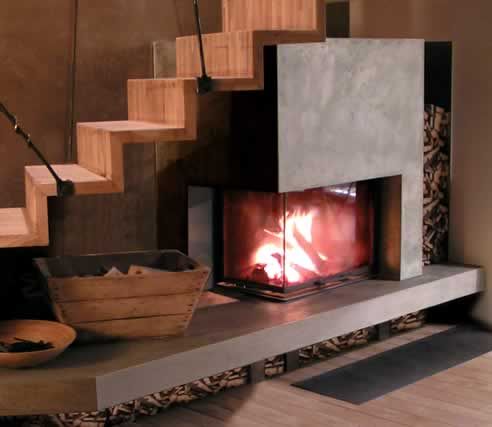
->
<box><xmin>0</xmin><ymin>264</ymin><xmax>483</xmax><ymax>416</ymax></box>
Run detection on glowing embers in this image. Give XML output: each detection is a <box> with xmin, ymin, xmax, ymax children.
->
<box><xmin>223</xmin><ymin>183</ymin><xmax>374</xmax><ymax>294</ymax></box>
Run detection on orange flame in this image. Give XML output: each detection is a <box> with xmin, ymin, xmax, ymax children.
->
<box><xmin>254</xmin><ymin>209</ymin><xmax>328</xmax><ymax>284</ymax></box>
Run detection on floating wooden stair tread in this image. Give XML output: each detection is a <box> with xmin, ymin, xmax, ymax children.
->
<box><xmin>0</xmin><ymin>164</ymin><xmax>117</xmax><ymax>248</ymax></box>
<box><xmin>0</xmin><ymin>208</ymin><xmax>37</xmax><ymax>247</ymax></box>
<box><xmin>222</xmin><ymin>0</ymin><xmax>326</xmax><ymax>34</ymax></box>
<box><xmin>78</xmin><ymin>120</ymin><xmax>191</xmax><ymax>143</ymax></box>
<box><xmin>176</xmin><ymin>30</ymin><xmax>325</xmax><ymax>90</ymax></box>
<box><xmin>25</xmin><ymin>164</ymin><xmax>113</xmax><ymax>197</ymax></box>
<box><xmin>78</xmin><ymin>121</ymin><xmax>182</xmax><ymax>132</ymax></box>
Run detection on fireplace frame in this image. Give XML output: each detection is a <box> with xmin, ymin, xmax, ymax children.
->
<box><xmin>188</xmin><ymin>176</ymin><xmax>401</xmax><ymax>300</ymax></box>
<box><xmin>219</xmin><ymin>182</ymin><xmax>379</xmax><ymax>298</ymax></box>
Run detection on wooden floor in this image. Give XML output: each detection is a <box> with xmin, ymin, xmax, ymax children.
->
<box><xmin>124</xmin><ymin>324</ymin><xmax>492</xmax><ymax>427</ymax></box>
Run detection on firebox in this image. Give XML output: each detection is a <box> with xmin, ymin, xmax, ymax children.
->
<box><xmin>216</xmin><ymin>181</ymin><xmax>376</xmax><ymax>301</ymax></box>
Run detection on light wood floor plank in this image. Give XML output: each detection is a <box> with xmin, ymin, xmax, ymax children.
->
<box><xmin>187</xmin><ymin>399</ymin><xmax>276</xmax><ymax>427</ymax></box>
<box><xmin>277</xmin><ymin>358</ymin><xmax>449</xmax><ymax>427</ymax></box>
<box><xmin>379</xmin><ymin>392</ymin><xmax>492</xmax><ymax>427</ymax></box>
<box><xmin>237</xmin><ymin>381</ymin><xmax>406</xmax><ymax>427</ymax></box>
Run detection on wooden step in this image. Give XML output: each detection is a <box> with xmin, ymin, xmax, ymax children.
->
<box><xmin>0</xmin><ymin>208</ymin><xmax>43</xmax><ymax>248</ymax></box>
<box><xmin>222</xmin><ymin>0</ymin><xmax>326</xmax><ymax>35</ymax></box>
<box><xmin>128</xmin><ymin>78</ymin><xmax>197</xmax><ymax>133</ymax></box>
<box><xmin>25</xmin><ymin>164</ymin><xmax>114</xmax><ymax>197</ymax></box>
<box><xmin>176</xmin><ymin>30</ymin><xmax>325</xmax><ymax>90</ymax></box>
<box><xmin>78</xmin><ymin>120</ymin><xmax>191</xmax><ymax>143</ymax></box>
<box><xmin>77</xmin><ymin>116</ymin><xmax>197</xmax><ymax>192</ymax></box>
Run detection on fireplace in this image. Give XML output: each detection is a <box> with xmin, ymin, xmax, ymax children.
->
<box><xmin>190</xmin><ymin>181</ymin><xmax>373</xmax><ymax>301</ymax></box>
<box><xmin>186</xmin><ymin>40</ymin><xmax>426</xmax><ymax>301</ymax></box>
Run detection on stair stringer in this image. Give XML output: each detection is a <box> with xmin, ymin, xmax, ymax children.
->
<box><xmin>0</xmin><ymin>0</ymin><xmax>327</xmax><ymax>249</ymax></box>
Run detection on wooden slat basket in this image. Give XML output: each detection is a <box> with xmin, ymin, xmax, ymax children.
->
<box><xmin>34</xmin><ymin>250</ymin><xmax>210</xmax><ymax>343</ymax></box>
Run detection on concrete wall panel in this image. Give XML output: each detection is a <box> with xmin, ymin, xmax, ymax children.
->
<box><xmin>277</xmin><ymin>40</ymin><xmax>424</xmax><ymax>279</ymax></box>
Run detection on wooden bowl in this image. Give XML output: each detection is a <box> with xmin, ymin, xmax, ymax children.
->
<box><xmin>0</xmin><ymin>320</ymin><xmax>76</xmax><ymax>369</ymax></box>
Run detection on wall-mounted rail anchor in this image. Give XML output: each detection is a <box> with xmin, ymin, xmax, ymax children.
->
<box><xmin>0</xmin><ymin>102</ymin><xmax>75</xmax><ymax>197</ymax></box>
<box><xmin>193</xmin><ymin>0</ymin><xmax>214</xmax><ymax>95</ymax></box>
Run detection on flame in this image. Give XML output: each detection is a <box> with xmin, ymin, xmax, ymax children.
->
<box><xmin>254</xmin><ymin>209</ymin><xmax>328</xmax><ymax>284</ymax></box>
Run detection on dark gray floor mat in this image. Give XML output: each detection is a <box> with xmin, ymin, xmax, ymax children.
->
<box><xmin>294</xmin><ymin>325</ymin><xmax>492</xmax><ymax>404</ymax></box>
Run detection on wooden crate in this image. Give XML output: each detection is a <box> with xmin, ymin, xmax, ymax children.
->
<box><xmin>35</xmin><ymin>251</ymin><xmax>210</xmax><ymax>342</ymax></box>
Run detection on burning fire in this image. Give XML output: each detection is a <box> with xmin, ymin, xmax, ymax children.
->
<box><xmin>254</xmin><ymin>209</ymin><xmax>328</xmax><ymax>284</ymax></box>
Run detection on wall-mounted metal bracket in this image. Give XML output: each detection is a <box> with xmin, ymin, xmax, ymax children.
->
<box><xmin>0</xmin><ymin>102</ymin><xmax>75</xmax><ymax>197</ymax></box>
<box><xmin>193</xmin><ymin>0</ymin><xmax>214</xmax><ymax>95</ymax></box>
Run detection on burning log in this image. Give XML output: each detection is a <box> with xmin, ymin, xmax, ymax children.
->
<box><xmin>293</xmin><ymin>226</ymin><xmax>327</xmax><ymax>274</ymax></box>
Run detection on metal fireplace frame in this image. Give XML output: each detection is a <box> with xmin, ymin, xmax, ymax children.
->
<box><xmin>188</xmin><ymin>178</ymin><xmax>388</xmax><ymax>301</ymax></box>
<box><xmin>224</xmin><ymin>184</ymin><xmax>380</xmax><ymax>296</ymax></box>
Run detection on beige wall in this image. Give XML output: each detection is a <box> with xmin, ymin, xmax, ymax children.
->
<box><xmin>351</xmin><ymin>0</ymin><xmax>492</xmax><ymax>324</ymax></box>
<box><xmin>0</xmin><ymin>1</ymin><xmax>75</xmax><ymax>208</ymax></box>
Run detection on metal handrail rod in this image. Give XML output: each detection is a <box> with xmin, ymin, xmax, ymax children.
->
<box><xmin>193</xmin><ymin>0</ymin><xmax>213</xmax><ymax>94</ymax></box>
<box><xmin>0</xmin><ymin>102</ymin><xmax>74</xmax><ymax>197</ymax></box>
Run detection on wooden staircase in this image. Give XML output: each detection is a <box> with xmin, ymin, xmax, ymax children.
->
<box><xmin>0</xmin><ymin>0</ymin><xmax>326</xmax><ymax>249</ymax></box>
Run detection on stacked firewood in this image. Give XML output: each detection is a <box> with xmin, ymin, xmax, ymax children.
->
<box><xmin>3</xmin><ymin>367</ymin><xmax>249</xmax><ymax>427</ymax></box>
<box><xmin>265</xmin><ymin>355</ymin><xmax>286</xmax><ymax>377</ymax></box>
<box><xmin>105</xmin><ymin>367</ymin><xmax>249</xmax><ymax>426</ymax></box>
<box><xmin>391</xmin><ymin>311</ymin><xmax>427</xmax><ymax>333</ymax></box>
<box><xmin>424</xmin><ymin>105</ymin><xmax>451</xmax><ymax>265</ymax></box>
<box><xmin>299</xmin><ymin>327</ymin><xmax>377</xmax><ymax>364</ymax></box>
<box><xmin>299</xmin><ymin>310</ymin><xmax>427</xmax><ymax>365</ymax></box>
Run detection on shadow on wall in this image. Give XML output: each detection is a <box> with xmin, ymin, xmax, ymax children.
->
<box><xmin>326</xmin><ymin>1</ymin><xmax>350</xmax><ymax>38</ymax></box>
<box><xmin>0</xmin><ymin>248</ymin><xmax>54</xmax><ymax>321</ymax></box>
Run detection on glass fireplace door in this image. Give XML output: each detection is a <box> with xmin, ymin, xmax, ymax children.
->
<box><xmin>222</xmin><ymin>182</ymin><xmax>374</xmax><ymax>295</ymax></box>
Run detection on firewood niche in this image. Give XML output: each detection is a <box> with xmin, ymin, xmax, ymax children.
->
<box><xmin>424</xmin><ymin>104</ymin><xmax>450</xmax><ymax>264</ymax></box>
<box><xmin>422</xmin><ymin>42</ymin><xmax>453</xmax><ymax>265</ymax></box>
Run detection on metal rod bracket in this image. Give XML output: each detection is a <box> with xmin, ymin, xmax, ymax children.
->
<box><xmin>193</xmin><ymin>0</ymin><xmax>214</xmax><ymax>95</ymax></box>
<box><xmin>0</xmin><ymin>102</ymin><xmax>75</xmax><ymax>197</ymax></box>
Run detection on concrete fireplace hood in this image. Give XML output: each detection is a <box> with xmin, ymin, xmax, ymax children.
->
<box><xmin>186</xmin><ymin>39</ymin><xmax>424</xmax><ymax>283</ymax></box>
<box><xmin>276</xmin><ymin>40</ymin><xmax>424</xmax><ymax>281</ymax></box>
